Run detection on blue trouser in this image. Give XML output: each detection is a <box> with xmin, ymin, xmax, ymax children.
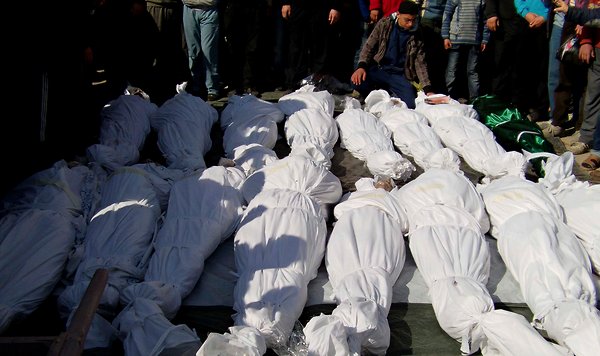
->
<box><xmin>354</xmin><ymin>66</ymin><xmax>417</xmax><ymax>109</ymax></box>
<box><xmin>445</xmin><ymin>44</ymin><xmax>480</xmax><ymax>100</ymax></box>
<box><xmin>548</xmin><ymin>19</ymin><xmax>563</xmax><ymax>118</ymax></box>
<box><xmin>183</xmin><ymin>6</ymin><xmax>220</xmax><ymax>96</ymax></box>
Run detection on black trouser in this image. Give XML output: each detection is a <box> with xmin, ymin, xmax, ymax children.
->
<box><xmin>285</xmin><ymin>4</ymin><xmax>332</xmax><ymax>88</ymax></box>
<box><xmin>223</xmin><ymin>0</ymin><xmax>267</xmax><ymax>91</ymax></box>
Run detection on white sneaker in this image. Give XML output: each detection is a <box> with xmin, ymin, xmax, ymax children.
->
<box><xmin>566</xmin><ymin>141</ymin><xmax>590</xmax><ymax>155</ymax></box>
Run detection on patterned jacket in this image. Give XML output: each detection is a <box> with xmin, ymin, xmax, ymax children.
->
<box><xmin>357</xmin><ymin>13</ymin><xmax>432</xmax><ymax>92</ymax></box>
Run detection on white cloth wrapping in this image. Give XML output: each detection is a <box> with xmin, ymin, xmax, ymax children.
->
<box><xmin>398</xmin><ymin>170</ymin><xmax>567</xmax><ymax>355</ymax></box>
<box><xmin>112</xmin><ymin>298</ymin><xmax>200</xmax><ymax>356</ymax></box>
<box><xmin>233</xmin><ymin>188</ymin><xmax>328</xmax><ymax>349</ymax></box>
<box><xmin>58</xmin><ymin>163</ymin><xmax>176</xmax><ymax>349</ymax></box>
<box><xmin>408</xmin><ymin>205</ymin><xmax>565</xmax><ymax>355</ymax></box>
<box><xmin>121</xmin><ymin>166</ymin><xmax>245</xmax><ymax>319</ymax></box>
<box><xmin>220</xmin><ymin>94</ymin><xmax>284</xmax><ymax>130</ymax></box>
<box><xmin>414</xmin><ymin>92</ymin><xmax>478</xmax><ymax>125</ymax></box>
<box><xmin>150</xmin><ymin>93</ymin><xmax>218</xmax><ymax>170</ymax></box>
<box><xmin>223</xmin><ymin>113</ymin><xmax>279</xmax><ymax>158</ymax></box>
<box><xmin>305</xmin><ymin>188</ymin><xmax>408</xmax><ymax>355</ymax></box>
<box><xmin>479</xmin><ymin>176</ymin><xmax>600</xmax><ymax>355</ymax></box>
<box><xmin>537</xmin><ymin>152</ymin><xmax>600</xmax><ymax>274</ymax></box>
<box><xmin>392</xmin><ymin>168</ymin><xmax>490</xmax><ymax>234</ymax></box>
<box><xmin>414</xmin><ymin>93</ymin><xmax>526</xmax><ymax>181</ymax></box>
<box><xmin>284</xmin><ymin>108</ymin><xmax>339</xmax><ymax>160</ymax></box>
<box><xmin>277</xmin><ymin>85</ymin><xmax>335</xmax><ymax>117</ymax></box>
<box><xmin>379</xmin><ymin>108</ymin><xmax>461</xmax><ymax>171</ymax></box>
<box><xmin>241</xmin><ymin>155</ymin><xmax>342</xmax><ymax>208</ymax></box>
<box><xmin>0</xmin><ymin>161</ymin><xmax>90</xmax><ymax>333</ymax></box>
<box><xmin>336</xmin><ymin>107</ymin><xmax>415</xmax><ymax>181</ymax></box>
<box><xmin>429</xmin><ymin>115</ymin><xmax>526</xmax><ymax>182</ymax></box>
<box><xmin>289</xmin><ymin>142</ymin><xmax>332</xmax><ymax>170</ymax></box>
<box><xmin>477</xmin><ymin>175</ymin><xmax>563</xmax><ymax>237</ymax></box>
<box><xmin>86</xmin><ymin>94</ymin><xmax>157</xmax><ymax>170</ymax></box>
<box><xmin>197</xmin><ymin>326</ymin><xmax>267</xmax><ymax>356</ymax></box>
<box><xmin>363</xmin><ymin>89</ymin><xmax>408</xmax><ymax>118</ymax></box>
<box><xmin>232</xmin><ymin>144</ymin><xmax>279</xmax><ymax>177</ymax></box>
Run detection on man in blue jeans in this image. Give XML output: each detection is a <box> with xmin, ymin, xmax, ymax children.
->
<box><xmin>182</xmin><ymin>0</ymin><xmax>220</xmax><ymax>101</ymax></box>
<box><xmin>351</xmin><ymin>1</ymin><xmax>434</xmax><ymax>109</ymax></box>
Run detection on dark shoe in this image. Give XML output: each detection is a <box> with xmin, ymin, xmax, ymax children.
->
<box><xmin>207</xmin><ymin>93</ymin><xmax>219</xmax><ymax>102</ymax></box>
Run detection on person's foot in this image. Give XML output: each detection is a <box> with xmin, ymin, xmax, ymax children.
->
<box><xmin>581</xmin><ymin>154</ymin><xmax>600</xmax><ymax>170</ymax></box>
<box><xmin>566</xmin><ymin>141</ymin><xmax>590</xmax><ymax>155</ymax></box>
<box><xmin>207</xmin><ymin>93</ymin><xmax>219</xmax><ymax>102</ymax></box>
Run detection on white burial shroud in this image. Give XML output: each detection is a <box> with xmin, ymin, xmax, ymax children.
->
<box><xmin>233</xmin><ymin>188</ymin><xmax>328</xmax><ymax>350</ymax></box>
<box><xmin>414</xmin><ymin>93</ymin><xmax>526</xmax><ymax>182</ymax></box>
<box><xmin>241</xmin><ymin>155</ymin><xmax>342</xmax><ymax>208</ymax></box>
<box><xmin>304</xmin><ymin>185</ymin><xmax>408</xmax><ymax>355</ymax></box>
<box><xmin>58</xmin><ymin>163</ymin><xmax>177</xmax><ymax>349</ymax></box>
<box><xmin>231</xmin><ymin>144</ymin><xmax>279</xmax><ymax>177</ymax></box>
<box><xmin>150</xmin><ymin>92</ymin><xmax>218</xmax><ymax>170</ymax></box>
<box><xmin>395</xmin><ymin>169</ymin><xmax>565</xmax><ymax>355</ymax></box>
<box><xmin>537</xmin><ymin>152</ymin><xmax>600</xmax><ymax>274</ymax></box>
<box><xmin>277</xmin><ymin>84</ymin><xmax>335</xmax><ymax>117</ymax></box>
<box><xmin>336</xmin><ymin>104</ymin><xmax>415</xmax><ymax>181</ymax></box>
<box><xmin>0</xmin><ymin>161</ymin><xmax>90</xmax><ymax>333</ymax></box>
<box><xmin>378</xmin><ymin>107</ymin><xmax>460</xmax><ymax>171</ymax></box>
<box><xmin>121</xmin><ymin>166</ymin><xmax>245</xmax><ymax>319</ymax></box>
<box><xmin>86</xmin><ymin>94</ymin><xmax>157</xmax><ymax>170</ymax></box>
<box><xmin>362</xmin><ymin>89</ymin><xmax>408</xmax><ymax>118</ymax></box>
<box><xmin>222</xmin><ymin>112</ymin><xmax>279</xmax><ymax>158</ymax></box>
<box><xmin>478</xmin><ymin>175</ymin><xmax>600</xmax><ymax>355</ymax></box>
<box><xmin>220</xmin><ymin>94</ymin><xmax>284</xmax><ymax>130</ymax></box>
<box><xmin>284</xmin><ymin>107</ymin><xmax>339</xmax><ymax>161</ymax></box>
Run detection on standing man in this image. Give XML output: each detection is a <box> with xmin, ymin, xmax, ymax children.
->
<box><xmin>351</xmin><ymin>1</ymin><xmax>435</xmax><ymax>108</ymax></box>
<box><xmin>281</xmin><ymin>0</ymin><xmax>342</xmax><ymax>90</ymax></box>
<box><xmin>182</xmin><ymin>0</ymin><xmax>221</xmax><ymax>101</ymax></box>
<box><xmin>417</xmin><ymin>0</ymin><xmax>449</xmax><ymax>94</ymax></box>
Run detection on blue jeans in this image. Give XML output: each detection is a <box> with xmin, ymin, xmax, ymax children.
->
<box><xmin>183</xmin><ymin>6</ymin><xmax>220</xmax><ymax>96</ymax></box>
<box><xmin>445</xmin><ymin>44</ymin><xmax>480</xmax><ymax>100</ymax></box>
<box><xmin>354</xmin><ymin>66</ymin><xmax>417</xmax><ymax>108</ymax></box>
<box><xmin>548</xmin><ymin>19</ymin><xmax>564</xmax><ymax>118</ymax></box>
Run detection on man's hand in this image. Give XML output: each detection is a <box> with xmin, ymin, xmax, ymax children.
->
<box><xmin>329</xmin><ymin>9</ymin><xmax>340</xmax><ymax>25</ymax></box>
<box><xmin>525</xmin><ymin>12</ymin><xmax>546</xmax><ymax>28</ymax></box>
<box><xmin>579</xmin><ymin>43</ymin><xmax>595</xmax><ymax>64</ymax></box>
<box><xmin>281</xmin><ymin>5</ymin><xmax>291</xmax><ymax>19</ymax></box>
<box><xmin>553</xmin><ymin>0</ymin><xmax>568</xmax><ymax>13</ymax></box>
<box><xmin>481</xmin><ymin>43</ymin><xmax>487</xmax><ymax>52</ymax></box>
<box><xmin>444</xmin><ymin>39</ymin><xmax>452</xmax><ymax>50</ymax></box>
<box><xmin>486</xmin><ymin>16</ymin><xmax>499</xmax><ymax>31</ymax></box>
<box><xmin>351</xmin><ymin>68</ymin><xmax>367</xmax><ymax>85</ymax></box>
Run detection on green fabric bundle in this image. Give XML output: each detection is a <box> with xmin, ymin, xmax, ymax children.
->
<box><xmin>471</xmin><ymin>95</ymin><xmax>555</xmax><ymax>177</ymax></box>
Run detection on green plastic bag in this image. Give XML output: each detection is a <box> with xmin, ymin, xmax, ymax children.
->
<box><xmin>471</xmin><ymin>95</ymin><xmax>554</xmax><ymax>177</ymax></box>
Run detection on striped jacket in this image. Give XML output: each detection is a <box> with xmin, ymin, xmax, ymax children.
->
<box><xmin>442</xmin><ymin>0</ymin><xmax>490</xmax><ymax>45</ymax></box>
<box><xmin>357</xmin><ymin>13</ymin><xmax>432</xmax><ymax>92</ymax></box>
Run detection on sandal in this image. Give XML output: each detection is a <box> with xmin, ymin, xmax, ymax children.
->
<box><xmin>581</xmin><ymin>154</ymin><xmax>600</xmax><ymax>170</ymax></box>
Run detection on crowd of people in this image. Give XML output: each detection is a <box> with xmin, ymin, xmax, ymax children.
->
<box><xmin>3</xmin><ymin>0</ymin><xmax>598</xmax><ymax>197</ymax></box>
